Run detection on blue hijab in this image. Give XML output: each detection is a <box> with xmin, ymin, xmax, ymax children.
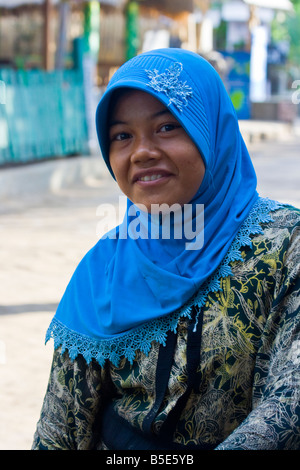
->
<box><xmin>46</xmin><ymin>49</ymin><xmax>278</xmax><ymax>366</ymax></box>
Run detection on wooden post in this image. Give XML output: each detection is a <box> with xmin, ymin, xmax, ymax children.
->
<box><xmin>55</xmin><ymin>1</ymin><xmax>70</xmax><ymax>69</ymax></box>
<box><xmin>43</xmin><ymin>0</ymin><xmax>52</xmax><ymax>70</ymax></box>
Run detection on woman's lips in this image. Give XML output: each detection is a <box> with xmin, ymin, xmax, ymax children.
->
<box><xmin>139</xmin><ymin>173</ymin><xmax>163</xmax><ymax>182</ymax></box>
<box><xmin>132</xmin><ymin>170</ymin><xmax>173</xmax><ymax>185</ymax></box>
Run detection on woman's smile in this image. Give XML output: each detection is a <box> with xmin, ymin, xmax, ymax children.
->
<box><xmin>108</xmin><ymin>90</ymin><xmax>205</xmax><ymax>212</ymax></box>
<box><xmin>132</xmin><ymin>169</ymin><xmax>173</xmax><ymax>184</ymax></box>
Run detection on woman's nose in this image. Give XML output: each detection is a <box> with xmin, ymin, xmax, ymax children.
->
<box><xmin>130</xmin><ymin>136</ymin><xmax>161</xmax><ymax>164</ymax></box>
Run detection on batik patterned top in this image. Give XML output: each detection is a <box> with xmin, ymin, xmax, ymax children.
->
<box><xmin>32</xmin><ymin>206</ymin><xmax>300</xmax><ymax>450</ymax></box>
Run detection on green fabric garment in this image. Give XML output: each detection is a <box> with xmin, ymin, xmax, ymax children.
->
<box><xmin>32</xmin><ymin>206</ymin><xmax>300</xmax><ymax>450</ymax></box>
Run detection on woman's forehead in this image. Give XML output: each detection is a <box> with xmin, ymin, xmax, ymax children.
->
<box><xmin>109</xmin><ymin>89</ymin><xmax>172</xmax><ymax>122</ymax></box>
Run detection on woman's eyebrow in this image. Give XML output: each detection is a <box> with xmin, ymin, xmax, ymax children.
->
<box><xmin>109</xmin><ymin>108</ymin><xmax>172</xmax><ymax>129</ymax></box>
<box><xmin>152</xmin><ymin>108</ymin><xmax>172</xmax><ymax>118</ymax></box>
<box><xmin>109</xmin><ymin>119</ymin><xmax>125</xmax><ymax>128</ymax></box>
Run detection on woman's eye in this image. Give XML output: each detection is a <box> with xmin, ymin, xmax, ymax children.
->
<box><xmin>112</xmin><ymin>132</ymin><xmax>131</xmax><ymax>142</ymax></box>
<box><xmin>160</xmin><ymin>124</ymin><xmax>179</xmax><ymax>132</ymax></box>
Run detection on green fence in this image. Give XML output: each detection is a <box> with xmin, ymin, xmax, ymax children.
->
<box><xmin>0</xmin><ymin>68</ymin><xmax>89</xmax><ymax>166</ymax></box>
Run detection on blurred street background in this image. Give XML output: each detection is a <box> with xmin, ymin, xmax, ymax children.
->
<box><xmin>0</xmin><ymin>0</ymin><xmax>299</xmax><ymax>450</ymax></box>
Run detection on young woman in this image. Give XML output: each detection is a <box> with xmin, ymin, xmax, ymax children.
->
<box><xmin>32</xmin><ymin>48</ymin><xmax>300</xmax><ymax>450</ymax></box>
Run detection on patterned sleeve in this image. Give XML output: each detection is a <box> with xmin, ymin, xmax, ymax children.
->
<box><xmin>32</xmin><ymin>348</ymin><xmax>104</xmax><ymax>450</ymax></box>
<box><xmin>216</xmin><ymin>215</ymin><xmax>300</xmax><ymax>450</ymax></box>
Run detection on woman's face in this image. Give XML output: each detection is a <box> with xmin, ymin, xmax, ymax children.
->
<box><xmin>108</xmin><ymin>90</ymin><xmax>205</xmax><ymax>212</ymax></box>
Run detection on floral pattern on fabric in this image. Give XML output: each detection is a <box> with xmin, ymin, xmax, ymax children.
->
<box><xmin>32</xmin><ymin>206</ymin><xmax>300</xmax><ymax>450</ymax></box>
<box><xmin>145</xmin><ymin>62</ymin><xmax>193</xmax><ymax>112</ymax></box>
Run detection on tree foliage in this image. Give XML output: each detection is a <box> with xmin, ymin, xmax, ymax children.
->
<box><xmin>271</xmin><ymin>0</ymin><xmax>300</xmax><ymax>65</ymax></box>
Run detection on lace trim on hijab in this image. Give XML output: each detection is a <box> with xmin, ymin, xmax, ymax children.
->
<box><xmin>46</xmin><ymin>197</ymin><xmax>283</xmax><ymax>367</ymax></box>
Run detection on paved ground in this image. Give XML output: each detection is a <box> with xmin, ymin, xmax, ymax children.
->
<box><xmin>0</xmin><ymin>170</ymin><xmax>123</xmax><ymax>450</ymax></box>
<box><xmin>0</xmin><ymin>133</ymin><xmax>299</xmax><ymax>450</ymax></box>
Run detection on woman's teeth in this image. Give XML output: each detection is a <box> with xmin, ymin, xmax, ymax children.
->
<box><xmin>140</xmin><ymin>174</ymin><xmax>163</xmax><ymax>182</ymax></box>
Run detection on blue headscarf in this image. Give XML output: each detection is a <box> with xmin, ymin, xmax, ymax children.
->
<box><xmin>46</xmin><ymin>49</ymin><xmax>268</xmax><ymax>366</ymax></box>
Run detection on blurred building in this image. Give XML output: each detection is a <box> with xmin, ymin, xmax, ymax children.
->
<box><xmin>206</xmin><ymin>0</ymin><xmax>297</xmax><ymax>121</ymax></box>
<box><xmin>0</xmin><ymin>0</ymin><xmax>201</xmax><ymax>165</ymax></box>
<box><xmin>0</xmin><ymin>0</ymin><xmax>298</xmax><ymax>166</ymax></box>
